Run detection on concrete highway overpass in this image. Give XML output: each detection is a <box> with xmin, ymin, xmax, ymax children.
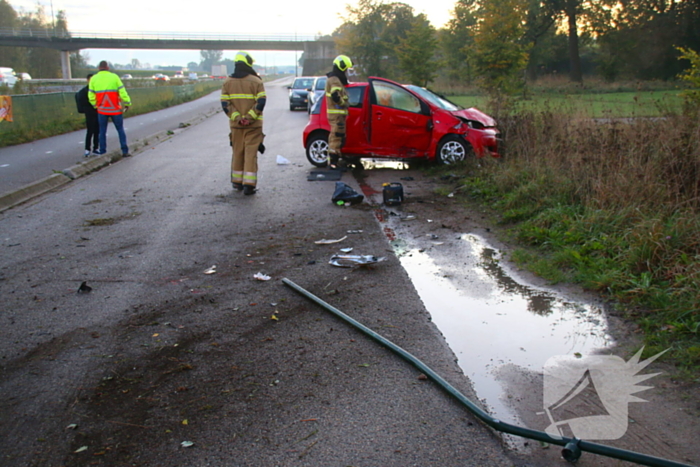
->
<box><xmin>0</xmin><ymin>29</ymin><xmax>337</xmax><ymax>78</ymax></box>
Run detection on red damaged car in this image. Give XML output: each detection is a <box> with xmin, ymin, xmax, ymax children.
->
<box><xmin>303</xmin><ymin>76</ymin><xmax>500</xmax><ymax>167</ymax></box>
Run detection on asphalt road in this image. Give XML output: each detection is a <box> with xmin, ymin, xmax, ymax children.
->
<box><xmin>0</xmin><ymin>88</ymin><xmax>223</xmax><ymax>194</ymax></box>
<box><xmin>0</xmin><ymin>77</ymin><xmax>519</xmax><ymax>466</ymax></box>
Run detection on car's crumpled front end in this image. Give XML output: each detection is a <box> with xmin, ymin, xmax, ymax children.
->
<box><xmin>451</xmin><ymin>108</ymin><xmax>500</xmax><ymax>158</ymax></box>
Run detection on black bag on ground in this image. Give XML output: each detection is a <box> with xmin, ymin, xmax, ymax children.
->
<box><xmin>332</xmin><ymin>181</ymin><xmax>364</xmax><ymax>204</ymax></box>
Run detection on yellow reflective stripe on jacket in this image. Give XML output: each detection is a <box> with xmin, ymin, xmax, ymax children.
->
<box><xmin>256</xmin><ymin>91</ymin><xmax>266</xmax><ymax>99</ymax></box>
<box><xmin>229</xmin><ymin>93</ymin><xmax>255</xmax><ymax>99</ymax></box>
<box><xmin>328</xmin><ymin>108</ymin><xmax>348</xmax><ymax>115</ymax></box>
<box><xmin>243</xmin><ymin>172</ymin><xmax>257</xmax><ymax>182</ymax></box>
<box><xmin>247</xmin><ymin>109</ymin><xmax>263</xmax><ymax>120</ymax></box>
<box><xmin>229</xmin><ymin>111</ymin><xmax>241</xmax><ymax>120</ymax></box>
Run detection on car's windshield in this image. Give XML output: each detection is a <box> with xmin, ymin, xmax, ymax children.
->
<box><xmin>405</xmin><ymin>85</ymin><xmax>462</xmax><ymax>111</ymax></box>
<box><xmin>293</xmin><ymin>78</ymin><xmax>314</xmax><ymax>89</ymax></box>
<box><xmin>314</xmin><ymin>77</ymin><xmax>327</xmax><ymax>91</ymax></box>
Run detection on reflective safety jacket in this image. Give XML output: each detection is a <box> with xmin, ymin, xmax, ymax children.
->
<box><xmin>88</xmin><ymin>70</ymin><xmax>131</xmax><ymax>115</ymax></box>
<box><xmin>325</xmin><ymin>75</ymin><xmax>348</xmax><ymax>117</ymax></box>
<box><xmin>221</xmin><ymin>74</ymin><xmax>266</xmax><ymax>129</ymax></box>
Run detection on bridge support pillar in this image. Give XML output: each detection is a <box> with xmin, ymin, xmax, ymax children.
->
<box><xmin>60</xmin><ymin>50</ymin><xmax>72</xmax><ymax>79</ymax></box>
<box><xmin>302</xmin><ymin>41</ymin><xmax>336</xmax><ymax>76</ymax></box>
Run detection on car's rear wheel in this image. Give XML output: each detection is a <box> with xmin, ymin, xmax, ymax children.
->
<box><xmin>436</xmin><ymin>135</ymin><xmax>472</xmax><ymax>164</ymax></box>
<box><xmin>306</xmin><ymin>133</ymin><xmax>329</xmax><ymax>167</ymax></box>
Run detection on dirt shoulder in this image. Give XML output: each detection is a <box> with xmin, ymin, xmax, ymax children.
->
<box><xmin>371</xmin><ymin>166</ymin><xmax>700</xmax><ymax>467</ymax></box>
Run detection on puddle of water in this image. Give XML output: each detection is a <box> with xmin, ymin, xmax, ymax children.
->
<box><xmin>392</xmin><ymin>232</ymin><xmax>613</xmax><ymax>431</ymax></box>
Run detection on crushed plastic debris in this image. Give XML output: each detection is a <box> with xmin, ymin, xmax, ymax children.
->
<box><xmin>203</xmin><ymin>265</ymin><xmax>217</xmax><ymax>275</ymax></box>
<box><xmin>339</xmin><ymin>247</ymin><xmax>354</xmax><ymax>253</ymax></box>
<box><xmin>181</xmin><ymin>441</ymin><xmax>195</xmax><ymax>448</ymax></box>
<box><xmin>254</xmin><ymin>272</ymin><xmax>271</xmax><ymax>281</ymax></box>
<box><xmin>329</xmin><ymin>255</ymin><xmax>386</xmax><ymax>268</ymax></box>
<box><xmin>347</xmin><ymin>230</ymin><xmax>363</xmax><ymax>234</ymax></box>
<box><xmin>315</xmin><ymin>236</ymin><xmax>347</xmax><ymax>244</ymax></box>
<box><xmin>400</xmin><ymin>215</ymin><xmax>416</xmax><ymax>221</ymax></box>
<box><xmin>77</xmin><ymin>281</ymin><xmax>92</xmax><ymax>294</ymax></box>
<box><xmin>276</xmin><ymin>155</ymin><xmax>291</xmax><ymax>165</ymax></box>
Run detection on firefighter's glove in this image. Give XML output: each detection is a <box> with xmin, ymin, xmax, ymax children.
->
<box><xmin>331</xmin><ymin>91</ymin><xmax>341</xmax><ymax>104</ymax></box>
<box><xmin>258</xmin><ymin>143</ymin><xmax>265</xmax><ymax>154</ymax></box>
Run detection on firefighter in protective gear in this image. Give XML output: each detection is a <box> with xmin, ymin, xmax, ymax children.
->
<box><xmin>324</xmin><ymin>55</ymin><xmax>352</xmax><ymax>169</ymax></box>
<box><xmin>220</xmin><ymin>51</ymin><xmax>266</xmax><ymax>195</ymax></box>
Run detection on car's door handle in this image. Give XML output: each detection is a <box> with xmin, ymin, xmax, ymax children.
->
<box><xmin>376</xmin><ymin>111</ymin><xmax>383</xmax><ymax>120</ymax></box>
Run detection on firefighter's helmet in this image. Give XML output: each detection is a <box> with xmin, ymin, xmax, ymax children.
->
<box><xmin>333</xmin><ymin>55</ymin><xmax>353</xmax><ymax>72</ymax></box>
<box><xmin>235</xmin><ymin>51</ymin><xmax>255</xmax><ymax>66</ymax></box>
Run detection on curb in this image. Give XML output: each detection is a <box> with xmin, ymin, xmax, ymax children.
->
<box><xmin>0</xmin><ymin>107</ymin><xmax>221</xmax><ymax>214</ymax></box>
<box><xmin>0</xmin><ymin>173</ymin><xmax>72</xmax><ymax>213</ymax></box>
<box><xmin>62</xmin><ymin>154</ymin><xmax>113</xmax><ymax>180</ymax></box>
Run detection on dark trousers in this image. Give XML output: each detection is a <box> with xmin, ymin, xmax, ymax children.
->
<box><xmin>85</xmin><ymin>112</ymin><xmax>99</xmax><ymax>152</ymax></box>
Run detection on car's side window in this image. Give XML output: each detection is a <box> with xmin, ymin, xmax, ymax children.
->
<box><xmin>347</xmin><ymin>86</ymin><xmax>365</xmax><ymax>108</ymax></box>
<box><xmin>372</xmin><ymin>82</ymin><xmax>421</xmax><ymax>113</ymax></box>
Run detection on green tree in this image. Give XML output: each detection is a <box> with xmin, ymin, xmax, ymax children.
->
<box><xmin>677</xmin><ymin>47</ymin><xmax>700</xmax><ymax>106</ymax></box>
<box><xmin>336</xmin><ymin>0</ymin><xmax>393</xmax><ymax>77</ymax></box>
<box><xmin>336</xmin><ymin>0</ymin><xmax>438</xmax><ymax>82</ymax></box>
<box><xmin>0</xmin><ymin>0</ymin><xmax>25</xmax><ymax>71</ymax></box>
<box><xmin>441</xmin><ymin>0</ymin><xmax>478</xmax><ymax>82</ymax></box>
<box><xmin>18</xmin><ymin>5</ymin><xmax>61</xmax><ymax>78</ymax></box>
<box><xmin>471</xmin><ymin>0</ymin><xmax>529</xmax><ymax>96</ymax></box>
<box><xmin>199</xmin><ymin>50</ymin><xmax>223</xmax><ymax>74</ymax></box>
<box><xmin>395</xmin><ymin>14</ymin><xmax>439</xmax><ymax>86</ymax></box>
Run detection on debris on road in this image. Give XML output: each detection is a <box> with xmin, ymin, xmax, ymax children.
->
<box><xmin>203</xmin><ymin>265</ymin><xmax>217</xmax><ymax>275</ymax></box>
<box><xmin>315</xmin><ymin>236</ymin><xmax>347</xmax><ymax>245</ymax></box>
<box><xmin>77</xmin><ymin>281</ymin><xmax>92</xmax><ymax>294</ymax></box>
<box><xmin>329</xmin><ymin>255</ymin><xmax>386</xmax><ymax>268</ymax></box>
<box><xmin>254</xmin><ymin>272</ymin><xmax>271</xmax><ymax>281</ymax></box>
<box><xmin>276</xmin><ymin>155</ymin><xmax>291</xmax><ymax>165</ymax></box>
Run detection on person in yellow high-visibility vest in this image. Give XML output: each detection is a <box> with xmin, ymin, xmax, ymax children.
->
<box><xmin>220</xmin><ymin>51</ymin><xmax>266</xmax><ymax>195</ymax></box>
<box><xmin>324</xmin><ymin>55</ymin><xmax>353</xmax><ymax>169</ymax></box>
<box><xmin>88</xmin><ymin>61</ymin><xmax>132</xmax><ymax>157</ymax></box>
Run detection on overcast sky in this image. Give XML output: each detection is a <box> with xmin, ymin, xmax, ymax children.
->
<box><xmin>9</xmin><ymin>0</ymin><xmax>456</xmax><ymax>68</ymax></box>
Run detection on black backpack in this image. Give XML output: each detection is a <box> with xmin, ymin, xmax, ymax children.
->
<box><xmin>75</xmin><ymin>86</ymin><xmax>88</xmax><ymax>114</ymax></box>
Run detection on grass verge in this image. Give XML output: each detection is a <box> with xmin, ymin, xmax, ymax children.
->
<box><xmin>429</xmin><ymin>107</ymin><xmax>700</xmax><ymax>377</ymax></box>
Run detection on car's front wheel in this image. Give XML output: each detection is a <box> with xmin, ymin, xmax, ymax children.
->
<box><xmin>436</xmin><ymin>135</ymin><xmax>473</xmax><ymax>164</ymax></box>
<box><xmin>306</xmin><ymin>133</ymin><xmax>329</xmax><ymax>167</ymax></box>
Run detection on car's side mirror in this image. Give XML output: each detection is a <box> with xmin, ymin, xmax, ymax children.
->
<box><xmin>287</xmin><ymin>86</ymin><xmax>292</xmax><ymax>89</ymax></box>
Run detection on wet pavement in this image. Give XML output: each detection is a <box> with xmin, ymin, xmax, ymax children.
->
<box><xmin>354</xmin><ymin>160</ymin><xmax>614</xmax><ymax>444</ymax></box>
